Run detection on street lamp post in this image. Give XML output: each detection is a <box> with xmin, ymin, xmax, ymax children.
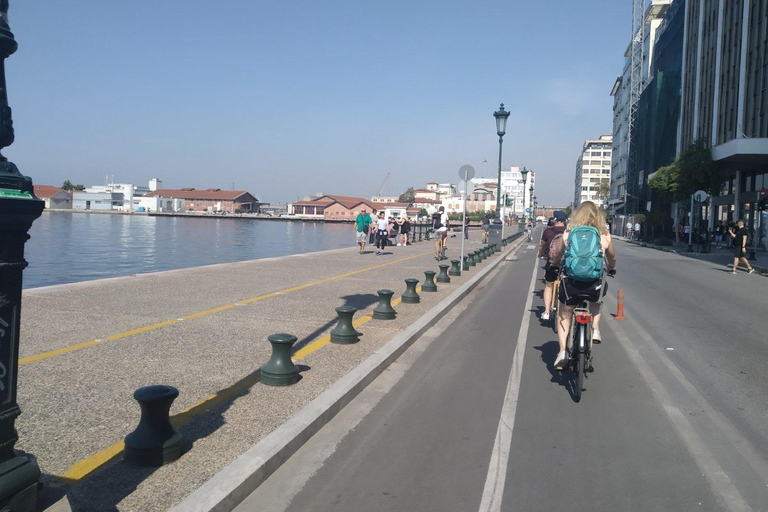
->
<box><xmin>529</xmin><ymin>185</ymin><xmax>534</xmax><ymax>223</ymax></box>
<box><xmin>533</xmin><ymin>195</ymin><xmax>537</xmax><ymax>222</ymax></box>
<box><xmin>0</xmin><ymin>3</ymin><xmax>43</xmax><ymax>510</ymax></box>
<box><xmin>520</xmin><ymin>167</ymin><xmax>529</xmax><ymax>222</ymax></box>
<box><xmin>493</xmin><ymin>104</ymin><xmax>510</xmax><ymax>220</ymax></box>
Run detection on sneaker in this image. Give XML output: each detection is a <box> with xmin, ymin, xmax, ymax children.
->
<box><xmin>397</xmin><ymin>243</ymin><xmax>402</xmax><ymax>246</ymax></box>
<box><xmin>541</xmin><ymin>312</ymin><xmax>550</xmax><ymax>321</ymax></box>
<box><xmin>731</xmin><ymin>271</ymin><xmax>737</xmax><ymax>275</ymax></box>
<box><xmin>592</xmin><ymin>330</ymin><xmax>601</xmax><ymax>344</ymax></box>
<box><xmin>554</xmin><ymin>350</ymin><xmax>568</xmax><ymax>371</ymax></box>
<box><xmin>748</xmin><ymin>268</ymin><xmax>755</xmax><ymax>274</ymax></box>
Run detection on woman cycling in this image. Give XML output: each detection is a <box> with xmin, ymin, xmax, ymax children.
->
<box><xmin>551</xmin><ymin>201</ymin><xmax>616</xmax><ymax>370</ymax></box>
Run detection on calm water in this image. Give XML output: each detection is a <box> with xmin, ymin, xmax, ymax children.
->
<box><xmin>23</xmin><ymin>213</ymin><xmax>355</xmax><ymax>289</ymax></box>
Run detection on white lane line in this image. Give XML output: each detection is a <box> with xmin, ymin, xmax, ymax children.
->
<box><xmin>478</xmin><ymin>257</ymin><xmax>538</xmax><ymax>512</ymax></box>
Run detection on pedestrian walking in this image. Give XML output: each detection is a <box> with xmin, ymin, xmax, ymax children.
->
<box><xmin>634</xmin><ymin>221</ymin><xmax>641</xmax><ymax>240</ymax></box>
<box><xmin>368</xmin><ymin>208</ymin><xmax>378</xmax><ymax>244</ymax></box>
<box><xmin>375</xmin><ymin>211</ymin><xmax>389</xmax><ymax>255</ymax></box>
<box><xmin>715</xmin><ymin>222</ymin><xmax>724</xmax><ymax>248</ymax></box>
<box><xmin>464</xmin><ymin>216</ymin><xmax>470</xmax><ymax>240</ymax></box>
<box><xmin>481</xmin><ymin>216</ymin><xmax>490</xmax><ymax>243</ymax></box>
<box><xmin>728</xmin><ymin>220</ymin><xmax>755</xmax><ymax>274</ymax></box>
<box><xmin>354</xmin><ymin>208</ymin><xmax>372</xmax><ymax>254</ymax></box>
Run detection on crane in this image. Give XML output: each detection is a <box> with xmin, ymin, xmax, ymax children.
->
<box><xmin>376</xmin><ymin>172</ymin><xmax>390</xmax><ymax>197</ymax></box>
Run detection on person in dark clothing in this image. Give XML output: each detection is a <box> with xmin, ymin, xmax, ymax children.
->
<box><xmin>728</xmin><ymin>220</ymin><xmax>755</xmax><ymax>274</ymax></box>
<box><xmin>537</xmin><ymin>210</ymin><xmax>567</xmax><ymax>320</ymax></box>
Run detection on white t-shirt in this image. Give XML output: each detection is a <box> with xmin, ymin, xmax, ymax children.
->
<box><xmin>626</xmin><ymin>222</ymin><xmax>632</xmax><ymax>230</ymax></box>
<box><xmin>634</xmin><ymin>223</ymin><xmax>640</xmax><ymax>231</ymax></box>
<box><xmin>377</xmin><ymin>218</ymin><xmax>388</xmax><ymax>231</ymax></box>
<box><xmin>437</xmin><ymin>213</ymin><xmax>449</xmax><ymax>233</ymax></box>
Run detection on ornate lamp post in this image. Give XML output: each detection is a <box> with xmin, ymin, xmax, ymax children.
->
<box><xmin>533</xmin><ymin>195</ymin><xmax>537</xmax><ymax>222</ymax></box>
<box><xmin>0</xmin><ymin>3</ymin><xmax>43</xmax><ymax>510</ymax></box>
<box><xmin>520</xmin><ymin>167</ymin><xmax>529</xmax><ymax>222</ymax></box>
<box><xmin>529</xmin><ymin>185</ymin><xmax>534</xmax><ymax>221</ymax></box>
<box><xmin>493</xmin><ymin>104</ymin><xmax>510</xmax><ymax>220</ymax></box>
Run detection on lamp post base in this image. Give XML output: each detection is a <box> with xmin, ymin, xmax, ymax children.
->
<box><xmin>0</xmin><ymin>452</ymin><xmax>41</xmax><ymax>512</ymax></box>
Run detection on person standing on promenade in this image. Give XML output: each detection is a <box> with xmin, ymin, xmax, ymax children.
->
<box><xmin>375</xmin><ymin>211</ymin><xmax>389</xmax><ymax>255</ymax></box>
<box><xmin>634</xmin><ymin>220</ymin><xmax>641</xmax><ymax>240</ymax></box>
<box><xmin>728</xmin><ymin>220</ymin><xmax>755</xmax><ymax>274</ymax></box>
<box><xmin>715</xmin><ymin>222</ymin><xmax>724</xmax><ymax>249</ymax></box>
<box><xmin>626</xmin><ymin>220</ymin><xmax>633</xmax><ymax>239</ymax></box>
<box><xmin>398</xmin><ymin>215</ymin><xmax>410</xmax><ymax>246</ymax></box>
<box><xmin>481</xmin><ymin>215</ymin><xmax>490</xmax><ymax>243</ymax></box>
<box><xmin>355</xmin><ymin>208</ymin><xmax>372</xmax><ymax>254</ymax></box>
<box><xmin>464</xmin><ymin>216</ymin><xmax>470</xmax><ymax>240</ymax></box>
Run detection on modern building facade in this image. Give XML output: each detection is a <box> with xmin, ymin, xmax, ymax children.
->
<box><xmin>470</xmin><ymin>167</ymin><xmax>535</xmax><ymax>221</ymax></box>
<box><xmin>145</xmin><ymin>188</ymin><xmax>259</xmax><ymax>213</ymax></box>
<box><xmin>610</xmin><ymin>0</ymin><xmax>673</xmax><ymax>214</ymax></box>
<box><xmin>574</xmin><ymin>135</ymin><xmax>613</xmax><ymax>208</ymax></box>
<box><xmin>680</xmin><ymin>0</ymin><xmax>768</xmax><ymax>245</ymax></box>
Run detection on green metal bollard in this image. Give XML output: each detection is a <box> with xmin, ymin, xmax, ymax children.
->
<box><xmin>330</xmin><ymin>306</ymin><xmax>362</xmax><ymax>344</ymax></box>
<box><xmin>373</xmin><ymin>289</ymin><xmax>397</xmax><ymax>319</ymax></box>
<box><xmin>422</xmin><ymin>270</ymin><xmax>438</xmax><ymax>292</ymax></box>
<box><xmin>436</xmin><ymin>264</ymin><xmax>451</xmax><ymax>283</ymax></box>
<box><xmin>502</xmin><ymin>238</ymin><xmax>507</xmax><ymax>247</ymax></box>
<box><xmin>449</xmin><ymin>259</ymin><xmax>461</xmax><ymax>277</ymax></box>
<box><xmin>124</xmin><ymin>385</ymin><xmax>183</xmax><ymax>467</ymax></box>
<box><xmin>261</xmin><ymin>333</ymin><xmax>300</xmax><ymax>386</ymax></box>
<box><xmin>402</xmin><ymin>278</ymin><xmax>421</xmax><ymax>303</ymax></box>
<box><xmin>425</xmin><ymin>225</ymin><xmax>430</xmax><ymax>241</ymax></box>
<box><xmin>478</xmin><ymin>248</ymin><xmax>486</xmax><ymax>261</ymax></box>
<box><xmin>468</xmin><ymin>252</ymin><xmax>477</xmax><ymax>267</ymax></box>
<box><xmin>462</xmin><ymin>255</ymin><xmax>470</xmax><ymax>271</ymax></box>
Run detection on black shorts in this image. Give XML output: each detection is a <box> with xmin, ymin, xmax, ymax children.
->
<box><xmin>734</xmin><ymin>247</ymin><xmax>746</xmax><ymax>258</ymax></box>
<box><xmin>544</xmin><ymin>263</ymin><xmax>560</xmax><ymax>283</ymax></box>
<box><xmin>558</xmin><ymin>278</ymin><xmax>607</xmax><ymax>306</ymax></box>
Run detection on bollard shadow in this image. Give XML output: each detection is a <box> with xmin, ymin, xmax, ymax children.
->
<box><xmin>533</xmin><ymin>341</ymin><xmax>580</xmax><ymax>403</ymax></box>
<box><xmin>290</xmin><ymin>294</ymin><xmax>377</xmax><ymax>353</ymax></box>
<box><xmin>48</xmin><ymin>365</ymin><xmax>268</xmax><ymax>511</ymax></box>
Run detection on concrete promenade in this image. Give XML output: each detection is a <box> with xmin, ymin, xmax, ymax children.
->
<box><xmin>18</xmin><ymin>228</ymin><xmax>521</xmax><ymax>511</ymax></box>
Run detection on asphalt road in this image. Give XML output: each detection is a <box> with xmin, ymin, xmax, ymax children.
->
<box><xmin>235</xmin><ymin>236</ymin><xmax>768</xmax><ymax>512</ymax></box>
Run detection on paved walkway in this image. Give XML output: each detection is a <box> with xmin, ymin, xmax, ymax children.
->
<box><xmin>18</xmin><ymin>229</ymin><xmax>518</xmax><ymax>511</ymax></box>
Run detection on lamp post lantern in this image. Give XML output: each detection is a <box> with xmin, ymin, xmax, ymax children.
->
<box><xmin>493</xmin><ymin>103</ymin><xmax>510</xmax><ymax>220</ymax></box>
<box><xmin>0</xmin><ymin>3</ymin><xmax>43</xmax><ymax>510</ymax></box>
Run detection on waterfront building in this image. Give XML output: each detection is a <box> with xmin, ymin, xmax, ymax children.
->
<box><xmin>471</xmin><ymin>167</ymin><xmax>535</xmax><ymax>221</ymax></box>
<box><xmin>145</xmin><ymin>188</ymin><xmax>259</xmax><ymax>213</ymax></box>
<box><xmin>610</xmin><ymin>0</ymin><xmax>673</xmax><ymax>215</ymax></box>
<box><xmin>33</xmin><ymin>186</ymin><xmax>72</xmax><ymax>210</ymax></box>
<box><xmin>574</xmin><ymin>135</ymin><xmax>613</xmax><ymax>208</ymax></box>
<box><xmin>370</xmin><ymin>196</ymin><xmax>400</xmax><ymax>204</ymax></box>
<box><xmin>72</xmin><ymin>191</ymin><xmax>123</xmax><ymax>211</ymax></box>
<box><xmin>411</xmin><ymin>198</ymin><xmax>441</xmax><ymax>215</ymax></box>
<box><xmin>288</xmin><ymin>195</ymin><xmax>375</xmax><ymax>221</ymax></box>
<box><xmin>413</xmin><ymin>188</ymin><xmax>440</xmax><ymax>202</ymax></box>
<box><xmin>134</xmin><ymin>196</ymin><xmax>185</xmax><ymax>213</ymax></box>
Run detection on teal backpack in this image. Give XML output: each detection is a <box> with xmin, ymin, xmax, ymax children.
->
<box><xmin>564</xmin><ymin>226</ymin><xmax>603</xmax><ymax>282</ymax></box>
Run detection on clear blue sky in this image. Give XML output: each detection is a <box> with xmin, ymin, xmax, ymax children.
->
<box><xmin>6</xmin><ymin>0</ymin><xmax>632</xmax><ymax>206</ymax></box>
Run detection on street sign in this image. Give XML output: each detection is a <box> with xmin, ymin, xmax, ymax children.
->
<box><xmin>458</xmin><ymin>181</ymin><xmax>475</xmax><ymax>195</ymax></box>
<box><xmin>693</xmin><ymin>190</ymin><xmax>708</xmax><ymax>203</ymax></box>
<box><xmin>525</xmin><ymin>208</ymin><xmax>531</xmax><ymax>213</ymax></box>
<box><xmin>458</xmin><ymin>165</ymin><xmax>475</xmax><ymax>182</ymax></box>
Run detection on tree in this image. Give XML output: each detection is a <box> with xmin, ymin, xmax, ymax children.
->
<box><xmin>62</xmin><ymin>180</ymin><xmax>85</xmax><ymax>191</ymax></box>
<box><xmin>398</xmin><ymin>187</ymin><xmax>415</xmax><ymax>204</ymax></box>
<box><xmin>563</xmin><ymin>205</ymin><xmax>572</xmax><ymax>218</ymax></box>
<box><xmin>418</xmin><ymin>208</ymin><xmax>428</xmax><ymax>219</ymax></box>
<box><xmin>677</xmin><ymin>139</ymin><xmax>722</xmax><ymax>197</ymax></box>
<box><xmin>596</xmin><ymin>181</ymin><xmax>611</xmax><ymax>207</ymax></box>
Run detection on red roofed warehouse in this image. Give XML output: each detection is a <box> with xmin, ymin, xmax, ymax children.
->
<box><xmin>289</xmin><ymin>195</ymin><xmax>377</xmax><ymax>221</ymax></box>
<box><xmin>33</xmin><ymin>186</ymin><xmax>72</xmax><ymax>209</ymax></box>
<box><xmin>144</xmin><ymin>188</ymin><xmax>260</xmax><ymax>213</ymax></box>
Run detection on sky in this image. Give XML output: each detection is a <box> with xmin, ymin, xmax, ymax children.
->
<box><xmin>5</xmin><ymin>0</ymin><xmax>632</xmax><ymax>206</ymax></box>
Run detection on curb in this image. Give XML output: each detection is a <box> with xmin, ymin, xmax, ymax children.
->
<box><xmin>623</xmin><ymin>239</ymin><xmax>767</xmax><ymax>275</ymax></box>
<box><xmin>169</xmin><ymin>233</ymin><xmax>528</xmax><ymax>512</ymax></box>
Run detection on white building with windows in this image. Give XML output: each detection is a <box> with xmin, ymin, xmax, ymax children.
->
<box><xmin>574</xmin><ymin>135</ymin><xmax>613</xmax><ymax>208</ymax></box>
<box><xmin>469</xmin><ymin>167</ymin><xmax>536</xmax><ymax>221</ymax></box>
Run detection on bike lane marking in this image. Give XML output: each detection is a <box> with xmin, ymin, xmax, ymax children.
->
<box><xmin>477</xmin><ymin>255</ymin><xmax>538</xmax><ymax>512</ymax></box>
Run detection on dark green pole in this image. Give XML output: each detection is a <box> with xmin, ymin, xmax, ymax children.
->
<box><xmin>0</xmin><ymin>3</ymin><xmax>43</xmax><ymax>510</ymax></box>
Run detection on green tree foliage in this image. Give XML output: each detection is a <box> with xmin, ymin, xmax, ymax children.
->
<box><xmin>634</xmin><ymin>213</ymin><xmax>646</xmax><ymax>224</ymax></box>
<box><xmin>650</xmin><ymin>139</ymin><xmax>722</xmax><ymax>201</ymax></box>
<box><xmin>563</xmin><ymin>205</ymin><xmax>572</xmax><ymax>218</ymax></box>
<box><xmin>418</xmin><ymin>208</ymin><xmax>428</xmax><ymax>219</ymax></box>
<box><xmin>62</xmin><ymin>180</ymin><xmax>85</xmax><ymax>191</ymax></box>
<box><xmin>649</xmin><ymin>160</ymin><xmax>682</xmax><ymax>202</ymax></box>
<box><xmin>596</xmin><ymin>181</ymin><xmax>611</xmax><ymax>206</ymax></box>
<box><xmin>398</xmin><ymin>187</ymin><xmax>415</xmax><ymax>204</ymax></box>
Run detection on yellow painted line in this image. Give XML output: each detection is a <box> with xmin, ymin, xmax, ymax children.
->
<box><xmin>56</xmin><ymin>279</ymin><xmax>428</xmax><ymax>483</ymax></box>
<box><xmin>19</xmin><ymin>340</ymin><xmax>103</xmax><ymax>365</ymax></box>
<box><xmin>20</xmin><ymin>251</ymin><xmax>432</xmax><ymax>367</ymax></box>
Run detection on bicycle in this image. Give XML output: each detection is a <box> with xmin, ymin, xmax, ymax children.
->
<box><xmin>549</xmin><ymin>274</ymin><xmax>561</xmax><ymax>334</ymax></box>
<box><xmin>562</xmin><ymin>267</ymin><xmax>615</xmax><ymax>402</ymax></box>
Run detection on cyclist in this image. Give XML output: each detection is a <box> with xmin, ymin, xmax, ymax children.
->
<box><xmin>551</xmin><ymin>201</ymin><xmax>616</xmax><ymax>370</ymax></box>
<box><xmin>537</xmin><ymin>210</ymin><xmax>567</xmax><ymax>321</ymax></box>
<box><xmin>526</xmin><ymin>220</ymin><xmax>533</xmax><ymax>241</ymax></box>
<box><xmin>481</xmin><ymin>215</ymin><xmax>490</xmax><ymax>243</ymax></box>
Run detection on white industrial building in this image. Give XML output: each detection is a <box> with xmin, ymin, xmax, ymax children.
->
<box><xmin>469</xmin><ymin>167</ymin><xmax>536</xmax><ymax>222</ymax></box>
<box><xmin>574</xmin><ymin>135</ymin><xmax>613</xmax><ymax>208</ymax></box>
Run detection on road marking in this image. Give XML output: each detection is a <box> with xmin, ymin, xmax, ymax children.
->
<box><xmin>478</xmin><ymin>256</ymin><xmax>538</xmax><ymax>512</ymax></box>
<box><xmin>607</xmin><ymin>305</ymin><xmax>755</xmax><ymax>512</ymax></box>
<box><xmin>20</xmin><ymin>251</ymin><xmax>433</xmax><ymax>366</ymax></box>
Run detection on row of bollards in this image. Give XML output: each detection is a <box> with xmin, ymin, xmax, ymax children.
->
<box><xmin>122</xmin><ymin>236</ymin><xmax>521</xmax><ymax>467</ymax></box>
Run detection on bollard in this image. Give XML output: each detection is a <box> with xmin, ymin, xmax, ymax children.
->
<box><xmin>481</xmin><ymin>247</ymin><xmax>488</xmax><ymax>260</ymax></box>
<box><xmin>373</xmin><ymin>289</ymin><xmax>397</xmax><ymax>319</ymax></box>
<box><xmin>330</xmin><ymin>306</ymin><xmax>362</xmax><ymax>344</ymax></box>
<box><xmin>124</xmin><ymin>385</ymin><xmax>183</xmax><ymax>466</ymax></box>
<box><xmin>437</xmin><ymin>264</ymin><xmax>451</xmax><ymax>283</ymax></box>
<box><xmin>478</xmin><ymin>248</ymin><xmax>486</xmax><ymax>262</ymax></box>
<box><xmin>614</xmin><ymin>289</ymin><xmax>626</xmax><ymax>321</ymax></box>
<box><xmin>261</xmin><ymin>333</ymin><xmax>300</xmax><ymax>386</ymax></box>
<box><xmin>462</xmin><ymin>255</ymin><xmax>469</xmax><ymax>271</ymax></box>
<box><xmin>422</xmin><ymin>270</ymin><xmax>438</xmax><ymax>292</ymax></box>
<box><xmin>402</xmin><ymin>278</ymin><xmax>421</xmax><ymax>304</ymax></box>
<box><xmin>502</xmin><ymin>238</ymin><xmax>507</xmax><ymax>247</ymax></box>
<box><xmin>468</xmin><ymin>252</ymin><xmax>476</xmax><ymax>267</ymax></box>
<box><xmin>449</xmin><ymin>259</ymin><xmax>461</xmax><ymax>276</ymax></box>
<box><xmin>475</xmin><ymin>249</ymin><xmax>482</xmax><ymax>263</ymax></box>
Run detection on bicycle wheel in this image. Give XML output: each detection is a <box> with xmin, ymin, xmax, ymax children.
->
<box><xmin>574</xmin><ymin>325</ymin><xmax>586</xmax><ymax>402</ymax></box>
